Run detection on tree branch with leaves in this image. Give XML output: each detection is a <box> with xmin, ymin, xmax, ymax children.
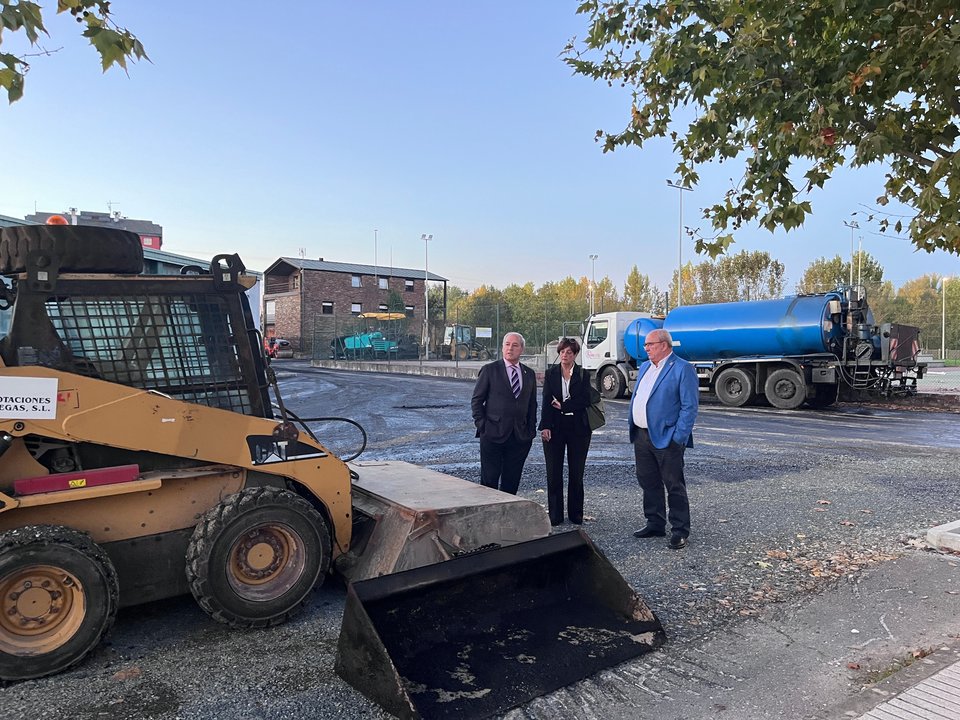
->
<box><xmin>564</xmin><ymin>0</ymin><xmax>960</xmax><ymax>256</ymax></box>
<box><xmin>1</xmin><ymin>0</ymin><xmax>147</xmax><ymax>103</ymax></box>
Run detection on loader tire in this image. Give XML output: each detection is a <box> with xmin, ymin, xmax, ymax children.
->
<box><xmin>0</xmin><ymin>525</ymin><xmax>120</xmax><ymax>681</ymax></box>
<box><xmin>0</xmin><ymin>225</ymin><xmax>144</xmax><ymax>275</ymax></box>
<box><xmin>185</xmin><ymin>486</ymin><xmax>331</xmax><ymax>629</ymax></box>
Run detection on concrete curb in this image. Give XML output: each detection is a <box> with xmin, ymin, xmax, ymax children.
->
<box><xmin>311</xmin><ymin>359</ymin><xmax>483</xmax><ymax>381</ymax></box>
<box><xmin>927</xmin><ymin>519</ymin><xmax>960</xmax><ymax>552</ymax></box>
<box><xmin>827</xmin><ymin>640</ymin><xmax>960</xmax><ymax>719</ymax></box>
<box><xmin>309</xmin><ymin>359</ymin><xmax>549</xmax><ymax>384</ymax></box>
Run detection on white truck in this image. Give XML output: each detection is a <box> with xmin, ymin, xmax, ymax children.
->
<box><xmin>561</xmin><ymin>291</ymin><xmax>925</xmax><ymax>409</ymax></box>
<box><xmin>554</xmin><ymin>311</ymin><xmax>652</xmax><ymax>400</ymax></box>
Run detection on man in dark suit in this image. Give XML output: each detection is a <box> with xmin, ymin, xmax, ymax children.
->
<box><xmin>471</xmin><ymin>332</ymin><xmax>538</xmax><ymax>494</ymax></box>
<box><xmin>627</xmin><ymin>328</ymin><xmax>699</xmax><ymax>549</ymax></box>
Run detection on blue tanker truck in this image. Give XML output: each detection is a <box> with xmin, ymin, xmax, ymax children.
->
<box><xmin>577</xmin><ymin>289</ymin><xmax>925</xmax><ymax>409</ymax></box>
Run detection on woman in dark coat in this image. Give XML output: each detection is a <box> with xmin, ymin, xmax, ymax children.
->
<box><xmin>538</xmin><ymin>337</ymin><xmax>593</xmax><ymax>526</ymax></box>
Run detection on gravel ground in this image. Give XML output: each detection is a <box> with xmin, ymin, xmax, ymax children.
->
<box><xmin>3</xmin><ymin>368</ymin><xmax>959</xmax><ymax>719</ymax></box>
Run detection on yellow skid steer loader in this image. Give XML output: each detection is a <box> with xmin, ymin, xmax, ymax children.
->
<box><xmin>0</xmin><ymin>225</ymin><xmax>663</xmax><ymax>716</ymax></box>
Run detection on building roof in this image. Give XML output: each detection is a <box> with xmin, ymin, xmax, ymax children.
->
<box><xmin>144</xmin><ymin>247</ymin><xmax>262</xmax><ymax>278</ymax></box>
<box><xmin>26</xmin><ymin>211</ymin><xmax>162</xmax><ymax>237</ymax></box>
<box><xmin>266</xmin><ymin>257</ymin><xmax>446</xmax><ymax>282</ymax></box>
<box><xmin>0</xmin><ymin>214</ymin><xmax>26</xmax><ymax>227</ymax></box>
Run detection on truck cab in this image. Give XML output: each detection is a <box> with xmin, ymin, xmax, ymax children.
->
<box><xmin>578</xmin><ymin>311</ymin><xmax>652</xmax><ymax>398</ymax></box>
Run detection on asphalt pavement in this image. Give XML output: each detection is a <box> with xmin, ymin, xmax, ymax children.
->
<box><xmin>308</xmin><ymin>359</ymin><xmax>960</xmax><ymax>720</ymax></box>
<box><xmin>3</xmin><ymin>362</ymin><xmax>959</xmax><ymax>719</ymax></box>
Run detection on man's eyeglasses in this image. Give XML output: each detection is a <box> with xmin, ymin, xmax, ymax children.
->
<box><xmin>643</xmin><ymin>340</ymin><xmax>666</xmax><ymax>348</ymax></box>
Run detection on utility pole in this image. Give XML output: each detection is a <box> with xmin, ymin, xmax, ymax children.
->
<box><xmin>589</xmin><ymin>254</ymin><xmax>598</xmax><ymax>315</ymax></box>
<box><xmin>422</xmin><ymin>233</ymin><xmax>433</xmax><ymax>359</ymax></box>
<box><xmin>666</xmin><ymin>181</ymin><xmax>692</xmax><ymax>306</ymax></box>
<box><xmin>843</xmin><ymin>220</ymin><xmax>859</xmax><ymax>288</ymax></box>
<box><xmin>944</xmin><ymin>276</ymin><xmax>952</xmax><ymax>362</ymax></box>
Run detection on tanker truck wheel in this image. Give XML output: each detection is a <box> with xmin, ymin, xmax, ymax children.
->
<box><xmin>185</xmin><ymin>486</ymin><xmax>332</xmax><ymax>629</ymax></box>
<box><xmin>0</xmin><ymin>525</ymin><xmax>120</xmax><ymax>681</ymax></box>
<box><xmin>714</xmin><ymin>367</ymin><xmax>754</xmax><ymax>407</ymax></box>
<box><xmin>599</xmin><ymin>366</ymin><xmax>626</xmax><ymax>399</ymax></box>
<box><xmin>0</xmin><ymin>225</ymin><xmax>144</xmax><ymax>274</ymax></box>
<box><xmin>764</xmin><ymin>368</ymin><xmax>806</xmax><ymax>410</ymax></box>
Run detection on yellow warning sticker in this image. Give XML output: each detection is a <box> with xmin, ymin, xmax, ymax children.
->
<box><xmin>69</xmin><ymin>478</ymin><xmax>87</xmax><ymax>488</ymax></box>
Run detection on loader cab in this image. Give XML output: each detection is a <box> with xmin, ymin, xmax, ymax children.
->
<box><xmin>0</xmin><ymin>226</ymin><xmax>271</xmax><ymax>418</ymax></box>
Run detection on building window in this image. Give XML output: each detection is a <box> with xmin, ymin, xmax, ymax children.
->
<box><xmin>351</xmin><ymin>303</ymin><xmax>362</xmax><ymax>315</ymax></box>
<box><xmin>265</xmin><ymin>299</ymin><xmax>276</xmax><ymax>323</ymax></box>
<box><xmin>351</xmin><ymin>275</ymin><xmax>362</xmax><ymax>288</ymax></box>
<box><xmin>322</xmin><ymin>301</ymin><xmax>333</xmax><ymax>315</ymax></box>
<box><xmin>379</xmin><ymin>277</ymin><xmax>388</xmax><ymax>290</ymax></box>
<box><xmin>378</xmin><ymin>304</ymin><xmax>389</xmax><ymax>312</ymax></box>
<box><xmin>404</xmin><ymin>279</ymin><xmax>414</xmax><ymax>292</ymax></box>
<box><xmin>405</xmin><ymin>305</ymin><xmax>415</xmax><ymax>317</ymax></box>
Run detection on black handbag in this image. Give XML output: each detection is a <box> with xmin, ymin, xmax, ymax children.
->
<box><xmin>582</xmin><ymin>367</ymin><xmax>606</xmax><ymax>431</ymax></box>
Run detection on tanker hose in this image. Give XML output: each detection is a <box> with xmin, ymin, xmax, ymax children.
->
<box><xmin>270</xmin><ymin>404</ymin><xmax>368</xmax><ymax>464</ymax></box>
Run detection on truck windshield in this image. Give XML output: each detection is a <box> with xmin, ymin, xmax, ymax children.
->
<box><xmin>586</xmin><ymin>320</ymin><xmax>608</xmax><ymax>349</ymax></box>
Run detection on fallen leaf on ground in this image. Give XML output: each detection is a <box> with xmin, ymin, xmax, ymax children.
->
<box><xmin>839</xmin><ymin>520</ymin><xmax>855</xmax><ymax>527</ymax></box>
<box><xmin>111</xmin><ymin>667</ymin><xmax>142</xmax><ymax>682</ymax></box>
<box><xmin>847</xmin><ymin>662</ymin><xmax>860</xmax><ymax>670</ymax></box>
<box><xmin>817</xmin><ymin>499</ymin><xmax>832</xmax><ymax>505</ymax></box>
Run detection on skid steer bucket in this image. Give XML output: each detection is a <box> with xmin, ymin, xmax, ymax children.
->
<box><xmin>336</xmin><ymin>529</ymin><xmax>665</xmax><ymax>719</ymax></box>
<box><xmin>339</xmin><ymin>461</ymin><xmax>552</xmax><ymax>583</ymax></box>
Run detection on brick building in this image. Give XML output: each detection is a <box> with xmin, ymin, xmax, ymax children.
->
<box><xmin>263</xmin><ymin>257</ymin><xmax>447</xmax><ymax>357</ymax></box>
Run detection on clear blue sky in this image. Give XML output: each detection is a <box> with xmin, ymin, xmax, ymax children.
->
<box><xmin>2</xmin><ymin>2</ymin><xmax>957</xmax><ymax>294</ymax></box>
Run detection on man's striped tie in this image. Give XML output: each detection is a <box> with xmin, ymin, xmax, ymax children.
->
<box><xmin>510</xmin><ymin>365</ymin><xmax>521</xmax><ymax>398</ymax></box>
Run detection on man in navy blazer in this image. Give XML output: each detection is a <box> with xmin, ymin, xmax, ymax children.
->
<box><xmin>471</xmin><ymin>332</ymin><xmax>538</xmax><ymax>494</ymax></box>
<box><xmin>627</xmin><ymin>328</ymin><xmax>699</xmax><ymax>549</ymax></box>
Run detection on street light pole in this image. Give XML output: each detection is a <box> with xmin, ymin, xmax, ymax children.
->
<box><xmin>666</xmin><ymin>181</ymin><xmax>692</xmax><ymax>307</ymax></box>
<box><xmin>843</xmin><ymin>220</ymin><xmax>859</xmax><ymax>288</ymax></box>
<box><xmin>422</xmin><ymin>233</ymin><xmax>433</xmax><ymax>360</ymax></box>
<box><xmin>589</xmin><ymin>254</ymin><xmax>598</xmax><ymax>315</ymax></box>
<box><xmin>944</xmin><ymin>276</ymin><xmax>951</xmax><ymax>362</ymax></box>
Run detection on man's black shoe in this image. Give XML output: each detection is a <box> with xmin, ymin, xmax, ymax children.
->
<box><xmin>633</xmin><ymin>526</ymin><xmax>666</xmax><ymax>538</ymax></box>
<box><xmin>669</xmin><ymin>534</ymin><xmax>688</xmax><ymax>549</ymax></box>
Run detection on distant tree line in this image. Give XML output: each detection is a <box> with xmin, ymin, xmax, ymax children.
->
<box><xmin>426</xmin><ymin>250</ymin><xmax>958</xmax><ymax>355</ymax></box>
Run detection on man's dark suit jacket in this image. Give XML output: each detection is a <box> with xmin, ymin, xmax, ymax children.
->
<box><xmin>471</xmin><ymin>360</ymin><xmax>538</xmax><ymax>443</ymax></box>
